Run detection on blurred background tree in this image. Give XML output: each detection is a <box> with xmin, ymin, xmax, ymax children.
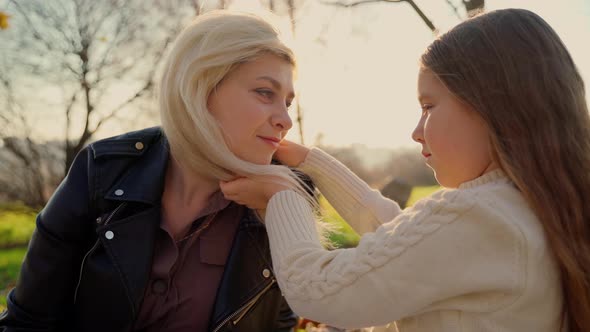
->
<box><xmin>0</xmin><ymin>0</ymin><xmax>198</xmax><ymax>205</ymax></box>
<box><xmin>322</xmin><ymin>0</ymin><xmax>485</xmax><ymax>31</ymax></box>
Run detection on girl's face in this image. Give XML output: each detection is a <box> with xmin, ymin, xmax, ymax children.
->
<box><xmin>208</xmin><ymin>54</ymin><xmax>294</xmax><ymax>165</ymax></box>
<box><xmin>413</xmin><ymin>68</ymin><xmax>498</xmax><ymax>188</ymax></box>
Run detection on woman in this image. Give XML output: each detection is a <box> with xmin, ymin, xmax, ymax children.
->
<box><xmin>0</xmin><ymin>10</ymin><xmax>314</xmax><ymax>332</ymax></box>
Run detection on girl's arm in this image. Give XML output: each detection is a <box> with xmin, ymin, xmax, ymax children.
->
<box><xmin>264</xmin><ymin>189</ymin><xmax>525</xmax><ymax>328</ymax></box>
<box><xmin>298</xmin><ymin>147</ymin><xmax>402</xmax><ymax>234</ymax></box>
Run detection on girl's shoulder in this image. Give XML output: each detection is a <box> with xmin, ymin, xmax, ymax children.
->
<box><xmin>404</xmin><ymin>175</ymin><xmax>540</xmax><ymax>247</ymax></box>
<box><xmin>401</xmin><ymin>188</ymin><xmax>478</xmax><ymax>231</ymax></box>
<box><xmin>410</xmin><ymin>170</ymin><xmax>522</xmax><ymax>215</ymax></box>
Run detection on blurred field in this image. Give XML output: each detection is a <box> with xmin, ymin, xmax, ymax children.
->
<box><xmin>320</xmin><ymin>196</ymin><xmax>361</xmax><ymax>248</ymax></box>
<box><xmin>0</xmin><ymin>247</ymin><xmax>27</xmax><ymax>308</ymax></box>
<box><xmin>0</xmin><ymin>203</ymin><xmax>36</xmax><ymax>249</ymax></box>
<box><xmin>0</xmin><ymin>185</ymin><xmax>440</xmax><ymax>312</ymax></box>
<box><xmin>321</xmin><ymin>185</ymin><xmax>441</xmax><ymax>248</ymax></box>
<box><xmin>406</xmin><ymin>185</ymin><xmax>441</xmax><ymax>206</ymax></box>
<box><xmin>0</xmin><ymin>203</ymin><xmax>35</xmax><ymax>311</ymax></box>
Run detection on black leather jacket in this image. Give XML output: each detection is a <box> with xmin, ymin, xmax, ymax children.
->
<box><xmin>0</xmin><ymin>127</ymin><xmax>297</xmax><ymax>332</ymax></box>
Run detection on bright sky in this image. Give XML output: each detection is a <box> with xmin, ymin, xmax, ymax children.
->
<box><xmin>239</xmin><ymin>0</ymin><xmax>590</xmax><ymax>149</ymax></box>
<box><xmin>19</xmin><ymin>0</ymin><xmax>590</xmax><ymax>150</ymax></box>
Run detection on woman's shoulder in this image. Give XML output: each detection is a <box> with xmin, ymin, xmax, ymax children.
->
<box><xmin>75</xmin><ymin>127</ymin><xmax>168</xmax><ymax>204</ymax></box>
<box><xmin>88</xmin><ymin>126</ymin><xmax>164</xmax><ymax>160</ymax></box>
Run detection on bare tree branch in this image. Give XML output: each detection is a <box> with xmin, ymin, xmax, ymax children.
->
<box><xmin>321</xmin><ymin>0</ymin><xmax>401</xmax><ymax>8</ymax></box>
<box><xmin>444</xmin><ymin>0</ymin><xmax>463</xmax><ymax>20</ymax></box>
<box><xmin>91</xmin><ymin>80</ymin><xmax>152</xmax><ymax>134</ymax></box>
<box><xmin>64</xmin><ymin>91</ymin><xmax>78</xmax><ymax>147</ymax></box>
<box><xmin>10</xmin><ymin>1</ymin><xmax>69</xmax><ymax>57</ymax></box>
<box><xmin>2</xmin><ymin>0</ymin><xmax>196</xmax><ymax>202</ymax></box>
<box><xmin>321</xmin><ymin>0</ymin><xmax>436</xmax><ymax>32</ymax></box>
<box><xmin>404</xmin><ymin>0</ymin><xmax>435</xmax><ymax>31</ymax></box>
<box><xmin>285</xmin><ymin>0</ymin><xmax>306</xmax><ymax>144</ymax></box>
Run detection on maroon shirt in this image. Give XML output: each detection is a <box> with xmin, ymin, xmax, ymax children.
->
<box><xmin>133</xmin><ymin>192</ymin><xmax>243</xmax><ymax>331</ymax></box>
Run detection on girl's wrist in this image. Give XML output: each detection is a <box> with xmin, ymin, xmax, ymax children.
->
<box><xmin>296</xmin><ymin>146</ymin><xmax>311</xmax><ymax>167</ymax></box>
<box><xmin>266</xmin><ymin>185</ymin><xmax>289</xmax><ymax>202</ymax></box>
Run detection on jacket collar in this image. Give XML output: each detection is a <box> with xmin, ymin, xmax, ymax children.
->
<box><xmin>104</xmin><ymin>131</ymin><xmax>169</xmax><ymax>205</ymax></box>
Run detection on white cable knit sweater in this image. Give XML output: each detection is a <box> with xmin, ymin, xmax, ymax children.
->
<box><xmin>265</xmin><ymin>148</ymin><xmax>563</xmax><ymax>332</ymax></box>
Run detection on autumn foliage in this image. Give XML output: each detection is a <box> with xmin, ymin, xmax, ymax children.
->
<box><xmin>0</xmin><ymin>11</ymin><xmax>10</xmax><ymax>30</ymax></box>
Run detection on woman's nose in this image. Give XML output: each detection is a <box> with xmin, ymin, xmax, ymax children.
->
<box><xmin>273</xmin><ymin>105</ymin><xmax>293</xmax><ymax>130</ymax></box>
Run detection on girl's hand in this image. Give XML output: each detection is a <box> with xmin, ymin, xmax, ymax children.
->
<box><xmin>220</xmin><ymin>177</ymin><xmax>290</xmax><ymax>211</ymax></box>
<box><xmin>273</xmin><ymin>140</ymin><xmax>311</xmax><ymax>168</ymax></box>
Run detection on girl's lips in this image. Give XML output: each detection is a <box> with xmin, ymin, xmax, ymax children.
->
<box><xmin>422</xmin><ymin>152</ymin><xmax>431</xmax><ymax>158</ymax></box>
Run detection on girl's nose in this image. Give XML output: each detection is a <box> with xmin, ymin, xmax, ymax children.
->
<box><xmin>412</xmin><ymin>116</ymin><xmax>425</xmax><ymax>143</ymax></box>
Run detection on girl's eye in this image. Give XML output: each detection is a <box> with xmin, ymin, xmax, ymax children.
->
<box><xmin>421</xmin><ymin>104</ymin><xmax>433</xmax><ymax>114</ymax></box>
<box><xmin>286</xmin><ymin>100</ymin><xmax>293</xmax><ymax>109</ymax></box>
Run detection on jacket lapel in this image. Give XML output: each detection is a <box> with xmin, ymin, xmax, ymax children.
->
<box><xmin>97</xmin><ymin>205</ymin><xmax>161</xmax><ymax>316</ymax></box>
<box><xmin>96</xmin><ymin>130</ymin><xmax>169</xmax><ymax>316</ymax></box>
<box><xmin>209</xmin><ymin>212</ymin><xmax>274</xmax><ymax>330</ymax></box>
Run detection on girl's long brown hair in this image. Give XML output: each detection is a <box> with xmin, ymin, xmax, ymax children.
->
<box><xmin>421</xmin><ymin>8</ymin><xmax>590</xmax><ymax>331</ymax></box>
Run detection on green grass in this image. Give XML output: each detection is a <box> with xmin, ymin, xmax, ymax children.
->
<box><xmin>0</xmin><ymin>211</ymin><xmax>36</xmax><ymax>248</ymax></box>
<box><xmin>0</xmin><ymin>203</ymin><xmax>36</xmax><ymax>311</ymax></box>
<box><xmin>320</xmin><ymin>196</ymin><xmax>361</xmax><ymax>248</ymax></box>
<box><xmin>321</xmin><ymin>185</ymin><xmax>441</xmax><ymax>248</ymax></box>
<box><xmin>0</xmin><ymin>202</ymin><xmax>37</xmax><ymax>248</ymax></box>
<box><xmin>0</xmin><ymin>247</ymin><xmax>27</xmax><ymax>311</ymax></box>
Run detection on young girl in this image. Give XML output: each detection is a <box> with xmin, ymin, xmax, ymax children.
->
<box><xmin>220</xmin><ymin>8</ymin><xmax>590</xmax><ymax>332</ymax></box>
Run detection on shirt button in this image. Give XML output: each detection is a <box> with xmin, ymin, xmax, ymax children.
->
<box><xmin>135</xmin><ymin>142</ymin><xmax>144</xmax><ymax>150</ymax></box>
<box><xmin>114</xmin><ymin>189</ymin><xmax>124</xmax><ymax>196</ymax></box>
<box><xmin>262</xmin><ymin>268</ymin><xmax>271</xmax><ymax>278</ymax></box>
<box><xmin>105</xmin><ymin>231</ymin><xmax>114</xmax><ymax>240</ymax></box>
<box><xmin>152</xmin><ymin>279</ymin><xmax>168</xmax><ymax>295</ymax></box>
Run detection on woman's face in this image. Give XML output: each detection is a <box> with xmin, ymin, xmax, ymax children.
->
<box><xmin>412</xmin><ymin>68</ymin><xmax>498</xmax><ymax>188</ymax></box>
<box><xmin>208</xmin><ymin>54</ymin><xmax>294</xmax><ymax>165</ymax></box>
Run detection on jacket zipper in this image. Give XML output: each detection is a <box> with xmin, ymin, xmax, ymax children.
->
<box><xmin>73</xmin><ymin>202</ymin><xmax>127</xmax><ymax>303</ymax></box>
<box><xmin>212</xmin><ymin>278</ymin><xmax>276</xmax><ymax>332</ymax></box>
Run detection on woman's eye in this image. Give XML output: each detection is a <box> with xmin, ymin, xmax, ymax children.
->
<box><xmin>256</xmin><ymin>89</ymin><xmax>274</xmax><ymax>99</ymax></box>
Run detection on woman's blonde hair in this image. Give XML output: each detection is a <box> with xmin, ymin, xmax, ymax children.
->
<box><xmin>159</xmin><ymin>10</ymin><xmax>330</xmax><ymax>241</ymax></box>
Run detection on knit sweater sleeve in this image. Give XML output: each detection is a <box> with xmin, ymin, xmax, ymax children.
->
<box><xmin>265</xmin><ymin>189</ymin><xmax>525</xmax><ymax>329</ymax></box>
<box><xmin>298</xmin><ymin>147</ymin><xmax>402</xmax><ymax>234</ymax></box>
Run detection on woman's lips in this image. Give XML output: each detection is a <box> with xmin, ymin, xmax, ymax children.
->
<box><xmin>258</xmin><ymin>136</ymin><xmax>280</xmax><ymax>148</ymax></box>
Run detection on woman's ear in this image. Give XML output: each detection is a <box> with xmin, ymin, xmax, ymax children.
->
<box><xmin>205</xmin><ymin>89</ymin><xmax>215</xmax><ymax>112</ymax></box>
<box><xmin>206</xmin><ymin>83</ymin><xmax>222</xmax><ymax>112</ymax></box>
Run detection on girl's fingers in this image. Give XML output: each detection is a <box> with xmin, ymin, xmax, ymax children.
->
<box><xmin>220</xmin><ymin>178</ymin><xmax>245</xmax><ymax>195</ymax></box>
